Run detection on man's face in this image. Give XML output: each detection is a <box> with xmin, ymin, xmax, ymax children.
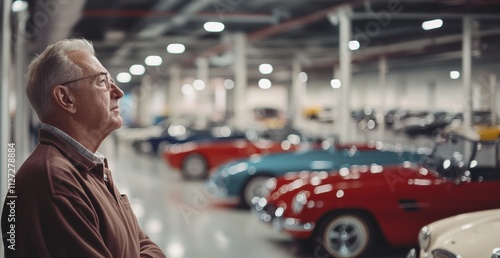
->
<box><xmin>68</xmin><ymin>51</ymin><xmax>124</xmax><ymax>137</ymax></box>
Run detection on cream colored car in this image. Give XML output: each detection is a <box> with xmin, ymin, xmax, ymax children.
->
<box><xmin>407</xmin><ymin>208</ymin><xmax>500</xmax><ymax>258</ymax></box>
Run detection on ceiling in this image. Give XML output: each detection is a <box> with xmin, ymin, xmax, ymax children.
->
<box><xmin>22</xmin><ymin>0</ymin><xmax>500</xmax><ymax>90</ymax></box>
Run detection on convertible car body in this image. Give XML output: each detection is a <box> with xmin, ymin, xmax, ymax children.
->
<box><xmin>408</xmin><ymin>208</ymin><xmax>500</xmax><ymax>258</ymax></box>
<box><xmin>255</xmin><ymin>127</ymin><xmax>500</xmax><ymax>258</ymax></box>
<box><xmin>206</xmin><ymin>143</ymin><xmax>426</xmax><ymax>208</ymax></box>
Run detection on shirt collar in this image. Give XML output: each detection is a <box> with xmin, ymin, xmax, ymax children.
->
<box><xmin>40</xmin><ymin>123</ymin><xmax>105</xmax><ymax>165</ymax></box>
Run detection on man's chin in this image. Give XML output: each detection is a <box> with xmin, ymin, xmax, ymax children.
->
<box><xmin>115</xmin><ymin>117</ymin><xmax>123</xmax><ymax>129</ymax></box>
<box><xmin>111</xmin><ymin>116</ymin><xmax>123</xmax><ymax>130</ymax></box>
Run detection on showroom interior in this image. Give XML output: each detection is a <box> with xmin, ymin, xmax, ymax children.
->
<box><xmin>2</xmin><ymin>0</ymin><xmax>500</xmax><ymax>257</ymax></box>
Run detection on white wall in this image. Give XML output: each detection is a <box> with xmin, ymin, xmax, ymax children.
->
<box><xmin>245</xmin><ymin>84</ymin><xmax>288</xmax><ymax>113</ymax></box>
<box><xmin>304</xmin><ymin>65</ymin><xmax>499</xmax><ymax>114</ymax></box>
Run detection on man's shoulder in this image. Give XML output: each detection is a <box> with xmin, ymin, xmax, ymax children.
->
<box><xmin>19</xmin><ymin>144</ymin><xmax>76</xmax><ymax>175</ymax></box>
<box><xmin>16</xmin><ymin>144</ymin><xmax>82</xmax><ymax>194</ymax></box>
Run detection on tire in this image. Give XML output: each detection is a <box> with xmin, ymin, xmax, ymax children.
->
<box><xmin>313</xmin><ymin>213</ymin><xmax>373</xmax><ymax>258</ymax></box>
<box><xmin>181</xmin><ymin>153</ymin><xmax>208</xmax><ymax>180</ymax></box>
<box><xmin>240</xmin><ymin>176</ymin><xmax>271</xmax><ymax>208</ymax></box>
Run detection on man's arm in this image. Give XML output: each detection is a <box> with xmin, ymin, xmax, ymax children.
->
<box><xmin>118</xmin><ymin>193</ymin><xmax>166</xmax><ymax>258</ymax></box>
<box><xmin>22</xmin><ymin>195</ymin><xmax>112</xmax><ymax>258</ymax></box>
<box><xmin>138</xmin><ymin>227</ymin><xmax>167</xmax><ymax>258</ymax></box>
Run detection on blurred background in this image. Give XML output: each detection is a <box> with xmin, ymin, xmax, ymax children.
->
<box><xmin>1</xmin><ymin>0</ymin><xmax>500</xmax><ymax>257</ymax></box>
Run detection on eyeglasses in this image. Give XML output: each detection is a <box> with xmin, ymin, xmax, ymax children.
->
<box><xmin>61</xmin><ymin>72</ymin><xmax>114</xmax><ymax>91</ymax></box>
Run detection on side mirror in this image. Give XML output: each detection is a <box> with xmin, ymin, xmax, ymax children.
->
<box><xmin>491</xmin><ymin>247</ymin><xmax>500</xmax><ymax>258</ymax></box>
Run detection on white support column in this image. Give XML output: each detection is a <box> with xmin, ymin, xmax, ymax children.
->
<box><xmin>1</xmin><ymin>0</ymin><xmax>13</xmax><ymax>202</ymax></box>
<box><xmin>214</xmin><ymin>79</ymin><xmax>227</xmax><ymax>118</ymax></box>
<box><xmin>333</xmin><ymin>65</ymin><xmax>341</xmax><ymax>139</ymax></box>
<box><xmin>377</xmin><ymin>56</ymin><xmax>387</xmax><ymax>140</ymax></box>
<box><xmin>196</xmin><ymin>57</ymin><xmax>209</xmax><ymax>127</ymax></box>
<box><xmin>291</xmin><ymin>55</ymin><xmax>304</xmax><ymax>129</ymax></box>
<box><xmin>338</xmin><ymin>6</ymin><xmax>353</xmax><ymax>143</ymax></box>
<box><xmin>233</xmin><ymin>33</ymin><xmax>248</xmax><ymax>130</ymax></box>
<box><xmin>462</xmin><ymin>16</ymin><xmax>473</xmax><ymax>129</ymax></box>
<box><xmin>15</xmin><ymin>7</ymin><xmax>30</xmax><ymax>163</ymax></box>
<box><xmin>490</xmin><ymin>74</ymin><xmax>497</xmax><ymax>125</ymax></box>
<box><xmin>168</xmin><ymin>65</ymin><xmax>181</xmax><ymax>118</ymax></box>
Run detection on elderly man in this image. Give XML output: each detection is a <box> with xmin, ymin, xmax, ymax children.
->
<box><xmin>1</xmin><ymin>39</ymin><xmax>166</xmax><ymax>258</ymax></box>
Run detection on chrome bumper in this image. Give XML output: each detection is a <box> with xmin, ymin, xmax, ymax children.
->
<box><xmin>254</xmin><ymin>198</ymin><xmax>315</xmax><ymax>233</ymax></box>
<box><xmin>407</xmin><ymin>248</ymin><xmax>418</xmax><ymax>258</ymax></box>
<box><xmin>205</xmin><ymin>177</ymin><xmax>229</xmax><ymax>197</ymax></box>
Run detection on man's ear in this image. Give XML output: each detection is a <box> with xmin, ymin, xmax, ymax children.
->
<box><xmin>52</xmin><ymin>85</ymin><xmax>77</xmax><ymax>114</ymax></box>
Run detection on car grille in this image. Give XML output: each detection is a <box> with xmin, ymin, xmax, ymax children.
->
<box><xmin>432</xmin><ymin>249</ymin><xmax>459</xmax><ymax>258</ymax></box>
<box><xmin>263</xmin><ymin>203</ymin><xmax>276</xmax><ymax>217</ymax></box>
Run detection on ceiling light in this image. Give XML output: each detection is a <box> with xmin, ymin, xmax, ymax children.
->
<box><xmin>12</xmin><ymin>1</ymin><xmax>28</xmax><ymax>12</ymax></box>
<box><xmin>330</xmin><ymin>79</ymin><xmax>341</xmax><ymax>89</ymax></box>
<box><xmin>204</xmin><ymin>22</ymin><xmax>225</xmax><ymax>32</ymax></box>
<box><xmin>117</xmin><ymin>72</ymin><xmax>132</xmax><ymax>83</ymax></box>
<box><xmin>259</xmin><ymin>64</ymin><xmax>273</xmax><ymax>74</ymax></box>
<box><xmin>450</xmin><ymin>71</ymin><xmax>460</xmax><ymax>79</ymax></box>
<box><xmin>348</xmin><ymin>40</ymin><xmax>360</xmax><ymax>50</ymax></box>
<box><xmin>181</xmin><ymin>84</ymin><xmax>194</xmax><ymax>95</ymax></box>
<box><xmin>129</xmin><ymin>64</ymin><xmax>145</xmax><ymax>75</ymax></box>
<box><xmin>166</xmin><ymin>43</ymin><xmax>185</xmax><ymax>54</ymax></box>
<box><xmin>145</xmin><ymin>55</ymin><xmax>162</xmax><ymax>66</ymax></box>
<box><xmin>258</xmin><ymin>79</ymin><xmax>272</xmax><ymax>89</ymax></box>
<box><xmin>193</xmin><ymin>79</ymin><xmax>206</xmax><ymax>91</ymax></box>
<box><xmin>299</xmin><ymin>72</ymin><xmax>308</xmax><ymax>83</ymax></box>
<box><xmin>422</xmin><ymin>19</ymin><xmax>443</xmax><ymax>30</ymax></box>
<box><xmin>224</xmin><ymin>79</ymin><xmax>235</xmax><ymax>89</ymax></box>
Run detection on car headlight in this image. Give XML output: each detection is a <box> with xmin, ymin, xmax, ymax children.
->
<box><xmin>265</xmin><ymin>178</ymin><xmax>277</xmax><ymax>192</ymax></box>
<box><xmin>292</xmin><ymin>191</ymin><xmax>308</xmax><ymax>214</ymax></box>
<box><xmin>418</xmin><ymin>225</ymin><xmax>431</xmax><ymax>252</ymax></box>
<box><xmin>491</xmin><ymin>247</ymin><xmax>500</xmax><ymax>258</ymax></box>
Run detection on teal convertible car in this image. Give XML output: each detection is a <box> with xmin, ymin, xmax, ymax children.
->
<box><xmin>205</xmin><ymin>144</ymin><xmax>428</xmax><ymax>208</ymax></box>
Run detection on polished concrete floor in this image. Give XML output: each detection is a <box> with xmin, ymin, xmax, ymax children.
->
<box><xmin>102</xmin><ymin>127</ymin><xmax>433</xmax><ymax>258</ymax></box>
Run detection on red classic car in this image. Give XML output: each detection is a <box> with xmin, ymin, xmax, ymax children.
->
<box><xmin>255</xmin><ymin>127</ymin><xmax>500</xmax><ymax>258</ymax></box>
<box><xmin>163</xmin><ymin>128</ymin><xmax>315</xmax><ymax>180</ymax></box>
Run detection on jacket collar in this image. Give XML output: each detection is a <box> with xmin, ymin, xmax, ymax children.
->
<box><xmin>38</xmin><ymin>128</ymin><xmax>100</xmax><ymax>171</ymax></box>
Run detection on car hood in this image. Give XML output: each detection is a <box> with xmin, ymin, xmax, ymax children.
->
<box><xmin>267</xmin><ymin>162</ymin><xmax>439</xmax><ymax>204</ymax></box>
<box><xmin>429</xmin><ymin>209</ymin><xmax>500</xmax><ymax>257</ymax></box>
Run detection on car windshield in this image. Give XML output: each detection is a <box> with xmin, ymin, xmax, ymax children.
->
<box><xmin>424</xmin><ymin>134</ymin><xmax>476</xmax><ymax>179</ymax></box>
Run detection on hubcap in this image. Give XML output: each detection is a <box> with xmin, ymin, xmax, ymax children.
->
<box><xmin>244</xmin><ymin>177</ymin><xmax>270</xmax><ymax>206</ymax></box>
<box><xmin>185</xmin><ymin>156</ymin><xmax>205</xmax><ymax>177</ymax></box>
<box><xmin>324</xmin><ymin>217</ymin><xmax>367</xmax><ymax>257</ymax></box>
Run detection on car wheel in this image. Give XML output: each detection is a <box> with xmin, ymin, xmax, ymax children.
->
<box><xmin>241</xmin><ymin>176</ymin><xmax>271</xmax><ymax>208</ymax></box>
<box><xmin>181</xmin><ymin>154</ymin><xmax>208</xmax><ymax>180</ymax></box>
<box><xmin>314</xmin><ymin>213</ymin><xmax>373</xmax><ymax>258</ymax></box>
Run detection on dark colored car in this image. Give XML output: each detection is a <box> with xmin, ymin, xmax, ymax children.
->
<box><xmin>385</xmin><ymin>109</ymin><xmax>428</xmax><ymax>129</ymax></box>
<box><xmin>132</xmin><ymin>124</ymin><xmax>247</xmax><ymax>156</ymax></box>
<box><xmin>403</xmin><ymin>110</ymin><xmax>498</xmax><ymax>138</ymax></box>
<box><xmin>351</xmin><ymin>107</ymin><xmax>377</xmax><ymax>130</ymax></box>
<box><xmin>402</xmin><ymin>112</ymin><xmax>457</xmax><ymax>137</ymax></box>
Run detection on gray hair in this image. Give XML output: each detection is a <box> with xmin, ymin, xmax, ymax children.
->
<box><xmin>26</xmin><ymin>38</ymin><xmax>95</xmax><ymax>120</ymax></box>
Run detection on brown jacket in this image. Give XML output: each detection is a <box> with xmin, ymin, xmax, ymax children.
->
<box><xmin>1</xmin><ymin>128</ymin><xmax>166</xmax><ymax>258</ymax></box>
